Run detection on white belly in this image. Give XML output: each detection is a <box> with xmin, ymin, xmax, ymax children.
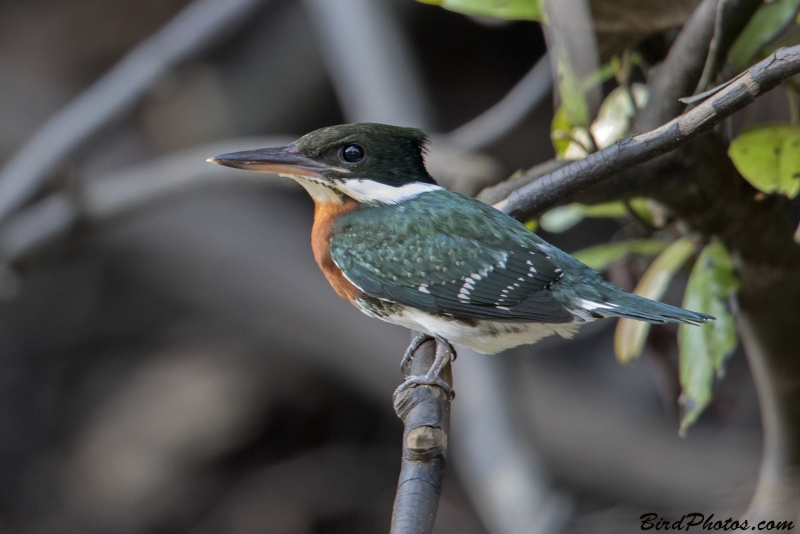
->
<box><xmin>356</xmin><ymin>301</ymin><xmax>583</xmax><ymax>354</ymax></box>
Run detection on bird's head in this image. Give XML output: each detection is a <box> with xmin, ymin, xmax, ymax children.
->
<box><xmin>208</xmin><ymin>123</ymin><xmax>439</xmax><ymax>205</ymax></box>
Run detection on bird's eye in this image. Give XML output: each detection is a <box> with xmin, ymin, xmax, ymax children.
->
<box><xmin>341</xmin><ymin>143</ymin><xmax>365</xmax><ymax>163</ymax></box>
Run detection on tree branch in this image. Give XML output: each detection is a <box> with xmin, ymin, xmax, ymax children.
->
<box><xmin>445</xmin><ymin>53</ymin><xmax>552</xmax><ymax>152</ymax></box>
<box><xmin>693</xmin><ymin>0</ymin><xmax>763</xmax><ymax>96</ymax></box>
<box><xmin>301</xmin><ymin>0</ymin><xmax>431</xmax><ymax>128</ymax></box>
<box><xmin>495</xmin><ymin>45</ymin><xmax>800</xmax><ymax>221</ymax></box>
<box><xmin>635</xmin><ymin>0</ymin><xmax>719</xmax><ymax>132</ymax></box>
<box><xmin>390</xmin><ymin>337</ymin><xmax>451</xmax><ymax>534</ymax></box>
<box><xmin>476</xmin><ymin>159</ymin><xmax>567</xmax><ymax>206</ymax></box>
<box><xmin>0</xmin><ymin>0</ymin><xmax>270</xmax><ymax>227</ymax></box>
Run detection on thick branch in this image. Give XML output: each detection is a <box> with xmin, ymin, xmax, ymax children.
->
<box><xmin>390</xmin><ymin>338</ymin><xmax>451</xmax><ymax>534</ymax></box>
<box><xmin>497</xmin><ymin>45</ymin><xmax>800</xmax><ymax>221</ymax></box>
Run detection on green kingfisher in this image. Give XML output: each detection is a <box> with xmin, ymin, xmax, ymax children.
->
<box><xmin>209</xmin><ymin>123</ymin><xmax>711</xmax><ymax>392</ymax></box>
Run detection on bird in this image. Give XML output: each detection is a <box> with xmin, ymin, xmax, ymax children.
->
<box><xmin>209</xmin><ymin>123</ymin><xmax>712</xmax><ymax>395</ymax></box>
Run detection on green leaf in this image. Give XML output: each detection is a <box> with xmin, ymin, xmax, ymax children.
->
<box><xmin>579</xmin><ymin>61</ymin><xmax>617</xmax><ymax>93</ymax></box>
<box><xmin>779</xmin><ymin>129</ymin><xmax>800</xmax><ymax>197</ymax></box>
<box><xmin>539</xmin><ymin>199</ymin><xmax>652</xmax><ymax>233</ymax></box>
<box><xmin>627</xmin><ymin>197</ymin><xmax>657</xmax><ymax>228</ymax></box>
<box><xmin>614</xmin><ymin>238</ymin><xmax>698</xmax><ymax>364</ymax></box>
<box><xmin>728</xmin><ymin>0</ymin><xmax>800</xmax><ymax>72</ymax></box>
<box><xmin>539</xmin><ymin>204</ymin><xmax>586</xmax><ymax>233</ymax></box>
<box><xmin>590</xmin><ymin>84</ymin><xmax>648</xmax><ymax>149</ymax></box>
<box><xmin>728</xmin><ymin>124</ymin><xmax>800</xmax><ymax>198</ymax></box>
<box><xmin>556</xmin><ymin>53</ymin><xmax>590</xmax><ymax>128</ymax></box>
<box><xmin>572</xmin><ymin>239</ymin><xmax>669</xmax><ymax>271</ymax></box>
<box><xmin>552</xmin><ymin>62</ymin><xmax>637</xmax><ymax>158</ymax></box>
<box><xmin>678</xmin><ymin>242</ymin><xmax>739</xmax><ymax>435</ymax></box>
<box><xmin>416</xmin><ymin>0</ymin><xmax>543</xmax><ymax>21</ymax></box>
<box><xmin>551</xmin><ymin>105</ymin><xmax>573</xmax><ymax>158</ymax></box>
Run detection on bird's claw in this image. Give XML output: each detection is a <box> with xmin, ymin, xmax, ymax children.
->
<box><xmin>394</xmin><ymin>373</ymin><xmax>454</xmax><ymax>400</ymax></box>
<box><xmin>396</xmin><ymin>334</ymin><xmax>456</xmax><ymax>400</ymax></box>
<box><xmin>401</xmin><ymin>334</ymin><xmax>457</xmax><ymax>373</ymax></box>
<box><xmin>401</xmin><ymin>332</ymin><xmax>433</xmax><ymax>372</ymax></box>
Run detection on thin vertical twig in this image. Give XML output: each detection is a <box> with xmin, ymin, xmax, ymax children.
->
<box><xmin>390</xmin><ymin>337</ymin><xmax>452</xmax><ymax>534</ymax></box>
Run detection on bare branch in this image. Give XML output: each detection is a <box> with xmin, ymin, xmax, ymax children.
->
<box><xmin>0</xmin><ymin>0</ymin><xmax>270</xmax><ymax>226</ymax></box>
<box><xmin>635</xmin><ymin>0</ymin><xmax>719</xmax><ymax>132</ymax></box>
<box><xmin>496</xmin><ymin>45</ymin><xmax>800</xmax><ymax>221</ymax></box>
<box><xmin>390</xmin><ymin>337</ymin><xmax>451</xmax><ymax>534</ymax></box>
<box><xmin>477</xmin><ymin>159</ymin><xmax>567</xmax><ymax>206</ymax></box>
<box><xmin>693</xmin><ymin>0</ymin><xmax>762</xmax><ymax>96</ymax></box>
<box><xmin>452</xmin><ymin>350</ymin><xmax>572</xmax><ymax>534</ymax></box>
<box><xmin>0</xmin><ymin>194</ymin><xmax>78</xmax><ymax>262</ymax></box>
<box><xmin>445</xmin><ymin>53</ymin><xmax>552</xmax><ymax>152</ymax></box>
<box><xmin>301</xmin><ymin>0</ymin><xmax>431</xmax><ymax>128</ymax></box>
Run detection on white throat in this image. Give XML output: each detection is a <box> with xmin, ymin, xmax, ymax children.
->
<box><xmin>336</xmin><ymin>179</ymin><xmax>442</xmax><ymax>204</ymax></box>
<box><xmin>284</xmin><ymin>174</ymin><xmax>344</xmax><ymax>204</ymax></box>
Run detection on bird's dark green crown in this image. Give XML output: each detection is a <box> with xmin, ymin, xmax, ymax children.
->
<box><xmin>295</xmin><ymin>123</ymin><xmax>436</xmax><ymax>186</ymax></box>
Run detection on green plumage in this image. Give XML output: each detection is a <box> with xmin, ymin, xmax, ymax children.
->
<box><xmin>331</xmin><ymin>189</ymin><xmax>711</xmax><ymax>326</ymax></box>
<box><xmin>331</xmin><ymin>189</ymin><xmax>572</xmax><ymax>322</ymax></box>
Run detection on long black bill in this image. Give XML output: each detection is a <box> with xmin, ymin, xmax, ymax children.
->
<box><xmin>207</xmin><ymin>145</ymin><xmax>330</xmax><ymax>177</ymax></box>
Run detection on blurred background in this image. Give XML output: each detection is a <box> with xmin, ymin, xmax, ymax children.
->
<box><xmin>0</xmin><ymin>0</ymin><xmax>775</xmax><ymax>532</ymax></box>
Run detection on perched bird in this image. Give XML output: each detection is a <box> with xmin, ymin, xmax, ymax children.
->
<box><xmin>209</xmin><ymin>123</ymin><xmax>711</xmax><ymax>394</ymax></box>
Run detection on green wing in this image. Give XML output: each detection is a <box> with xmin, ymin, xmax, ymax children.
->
<box><xmin>329</xmin><ymin>190</ymin><xmax>573</xmax><ymax>323</ymax></box>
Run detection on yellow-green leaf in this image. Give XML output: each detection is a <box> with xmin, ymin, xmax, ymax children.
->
<box><xmin>551</xmin><ymin>105</ymin><xmax>573</xmax><ymax>158</ymax></box>
<box><xmin>678</xmin><ymin>242</ymin><xmax>739</xmax><ymax>435</ymax></box>
<box><xmin>572</xmin><ymin>239</ymin><xmax>669</xmax><ymax>271</ymax></box>
<box><xmin>628</xmin><ymin>198</ymin><xmax>657</xmax><ymax>228</ymax></box>
<box><xmin>779</xmin><ymin>129</ymin><xmax>800</xmax><ymax>197</ymax></box>
<box><xmin>539</xmin><ymin>199</ymin><xmax>650</xmax><ymax>233</ymax></box>
<box><xmin>728</xmin><ymin>0</ymin><xmax>800</xmax><ymax>72</ymax></box>
<box><xmin>416</xmin><ymin>0</ymin><xmax>543</xmax><ymax>21</ymax></box>
<box><xmin>614</xmin><ymin>238</ymin><xmax>697</xmax><ymax>364</ymax></box>
<box><xmin>728</xmin><ymin>124</ymin><xmax>800</xmax><ymax>198</ymax></box>
<box><xmin>557</xmin><ymin>54</ymin><xmax>590</xmax><ymax>128</ymax></box>
<box><xmin>539</xmin><ymin>204</ymin><xmax>586</xmax><ymax>233</ymax></box>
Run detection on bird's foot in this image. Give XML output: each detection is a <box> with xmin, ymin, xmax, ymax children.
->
<box><xmin>401</xmin><ymin>332</ymin><xmax>433</xmax><ymax>372</ymax></box>
<box><xmin>395</xmin><ymin>335</ymin><xmax>456</xmax><ymax>400</ymax></box>
<box><xmin>394</xmin><ymin>373</ymin><xmax>454</xmax><ymax>400</ymax></box>
<box><xmin>401</xmin><ymin>333</ymin><xmax>457</xmax><ymax>373</ymax></box>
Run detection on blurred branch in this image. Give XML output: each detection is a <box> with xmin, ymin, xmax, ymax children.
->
<box><xmin>445</xmin><ymin>54</ymin><xmax>552</xmax><ymax>151</ymax></box>
<box><xmin>452</xmin><ymin>350</ymin><xmax>571</xmax><ymax>534</ymax></box>
<box><xmin>544</xmin><ymin>0</ymin><xmax>602</xmax><ymax>119</ymax></box>
<box><xmin>737</xmin><ymin>273</ymin><xmax>800</xmax><ymax>519</ymax></box>
<box><xmin>79</xmin><ymin>137</ymin><xmax>294</xmax><ymax>218</ymax></box>
<box><xmin>390</xmin><ymin>337</ymin><xmax>451</xmax><ymax>534</ymax></box>
<box><xmin>301</xmin><ymin>0</ymin><xmax>431</xmax><ymax>128</ymax></box>
<box><xmin>0</xmin><ymin>138</ymin><xmax>294</xmax><ymax>264</ymax></box>
<box><xmin>0</xmin><ymin>194</ymin><xmax>78</xmax><ymax>263</ymax></box>
<box><xmin>694</xmin><ymin>0</ymin><xmax>763</xmax><ymax>95</ymax></box>
<box><xmin>635</xmin><ymin>0</ymin><xmax>720</xmax><ymax>132</ymax></box>
<box><xmin>494</xmin><ymin>45</ymin><xmax>800</xmax><ymax>221</ymax></box>
<box><xmin>0</xmin><ymin>0</ymin><xmax>270</xmax><ymax>226</ymax></box>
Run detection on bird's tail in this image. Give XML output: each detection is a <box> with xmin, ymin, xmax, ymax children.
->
<box><xmin>588</xmin><ymin>285</ymin><xmax>713</xmax><ymax>325</ymax></box>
